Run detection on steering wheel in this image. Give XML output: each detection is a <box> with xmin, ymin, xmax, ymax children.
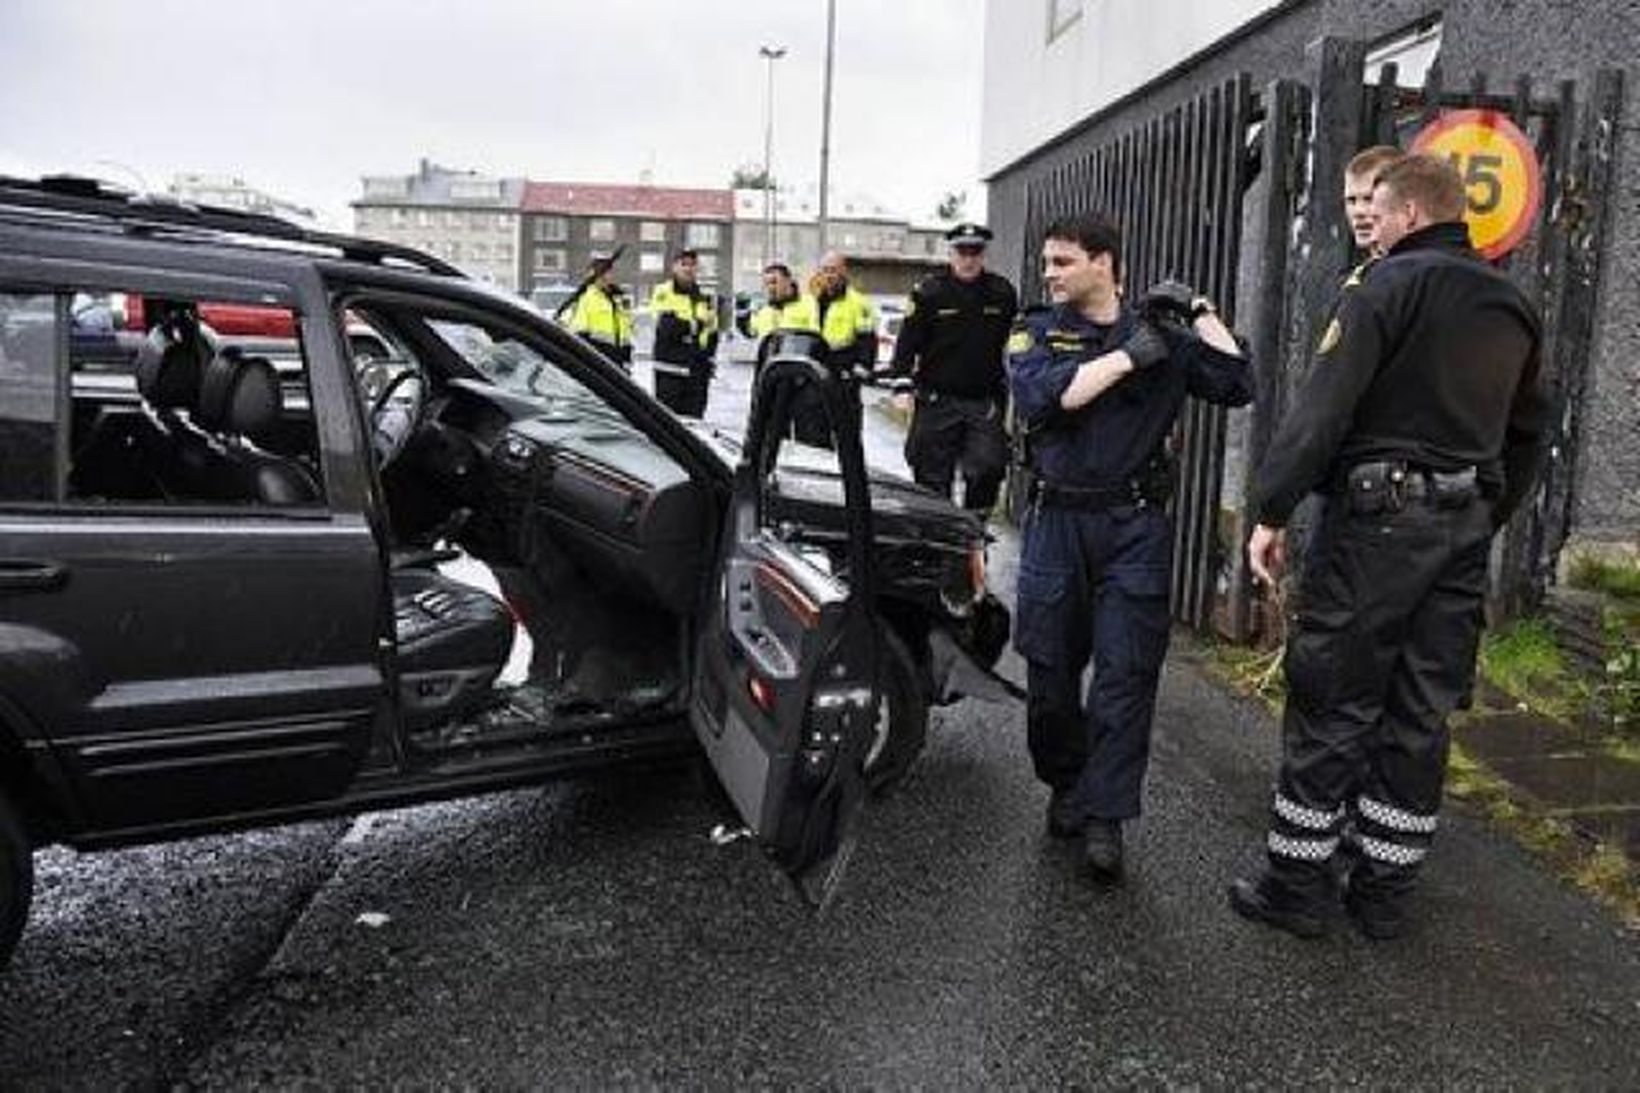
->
<box><xmin>367</xmin><ymin>366</ymin><xmax>425</xmax><ymax>468</ymax></box>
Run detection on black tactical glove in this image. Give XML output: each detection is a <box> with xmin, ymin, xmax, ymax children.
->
<box><xmin>1121</xmin><ymin>322</ymin><xmax>1170</xmax><ymax>371</ymax></box>
<box><xmin>1140</xmin><ymin>280</ymin><xmax>1198</xmax><ymax>322</ymax></box>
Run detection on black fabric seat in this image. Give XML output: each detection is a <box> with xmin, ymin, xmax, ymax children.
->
<box><xmin>392</xmin><ymin>567</ymin><xmax>515</xmax><ymax>732</ymax></box>
<box><xmin>191</xmin><ymin>347</ymin><xmax>321</xmax><ymax>505</ymax></box>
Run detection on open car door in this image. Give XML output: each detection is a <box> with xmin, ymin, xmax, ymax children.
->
<box><xmin>691</xmin><ymin>332</ymin><xmax>880</xmax><ymax>902</ymax></box>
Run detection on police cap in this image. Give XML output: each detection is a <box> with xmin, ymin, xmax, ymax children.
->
<box><xmin>944</xmin><ymin>222</ymin><xmax>994</xmax><ymax>248</ymax></box>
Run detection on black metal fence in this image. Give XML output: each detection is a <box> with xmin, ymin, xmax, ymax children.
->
<box><xmin>1015</xmin><ymin>76</ymin><xmax>1256</xmax><ymax>631</ymax></box>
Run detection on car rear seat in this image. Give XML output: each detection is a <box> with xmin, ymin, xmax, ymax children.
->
<box><xmin>192</xmin><ymin>346</ymin><xmax>320</xmax><ymax>505</ymax></box>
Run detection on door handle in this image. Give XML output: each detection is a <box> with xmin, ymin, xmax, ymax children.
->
<box><xmin>0</xmin><ymin>559</ymin><xmax>69</xmax><ymax>593</ymax></box>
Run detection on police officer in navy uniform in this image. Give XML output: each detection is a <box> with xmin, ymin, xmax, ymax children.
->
<box><xmin>890</xmin><ymin>222</ymin><xmax>1019</xmax><ymax>515</ymax></box>
<box><xmin>1009</xmin><ymin>213</ymin><xmax>1252</xmax><ymax>879</ymax></box>
<box><xmin>1229</xmin><ymin>154</ymin><xmax>1549</xmax><ymax>940</ymax></box>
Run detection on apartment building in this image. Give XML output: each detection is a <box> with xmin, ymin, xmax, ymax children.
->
<box><xmin>352</xmin><ymin>160</ymin><xmax>525</xmax><ymax>293</ymax></box>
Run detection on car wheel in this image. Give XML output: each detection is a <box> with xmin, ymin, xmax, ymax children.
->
<box><xmin>862</xmin><ymin>627</ymin><xmax>929</xmax><ymax>796</ymax></box>
<box><xmin>0</xmin><ymin>789</ymin><xmax>32</xmax><ymax>970</ymax></box>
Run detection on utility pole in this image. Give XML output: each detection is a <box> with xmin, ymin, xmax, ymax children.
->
<box><xmin>758</xmin><ymin>44</ymin><xmax>787</xmax><ymax>269</ymax></box>
<box><xmin>817</xmin><ymin>0</ymin><xmax>836</xmax><ymax>252</ymax></box>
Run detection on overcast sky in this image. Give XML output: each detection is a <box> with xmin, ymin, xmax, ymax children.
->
<box><xmin>0</xmin><ymin>0</ymin><xmax>987</xmax><ymax>229</ymax></box>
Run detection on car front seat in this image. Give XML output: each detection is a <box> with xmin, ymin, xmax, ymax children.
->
<box><xmin>391</xmin><ymin>566</ymin><xmax>514</xmax><ymax>734</ymax></box>
<box><xmin>194</xmin><ymin>347</ymin><xmax>321</xmax><ymax>505</ymax></box>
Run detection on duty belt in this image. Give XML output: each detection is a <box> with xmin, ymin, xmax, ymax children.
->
<box><xmin>1342</xmin><ymin>460</ymin><xmax>1481</xmax><ymax>515</ymax></box>
<box><xmin>1032</xmin><ymin>474</ymin><xmax>1171</xmax><ymax>514</ymax></box>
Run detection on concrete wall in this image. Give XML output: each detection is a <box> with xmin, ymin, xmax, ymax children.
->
<box><xmin>980</xmin><ymin>0</ymin><xmax>1281</xmax><ymax>177</ymax></box>
<box><xmin>985</xmin><ymin>0</ymin><xmax>1640</xmax><ymax>546</ymax></box>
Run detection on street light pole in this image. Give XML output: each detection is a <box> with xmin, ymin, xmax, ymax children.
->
<box><xmin>758</xmin><ymin>44</ymin><xmax>786</xmax><ymax>270</ymax></box>
<box><xmin>817</xmin><ymin>0</ymin><xmax>836</xmax><ymax>252</ymax></box>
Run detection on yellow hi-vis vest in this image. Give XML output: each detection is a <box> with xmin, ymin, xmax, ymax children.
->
<box><xmin>649</xmin><ymin>281</ymin><xmax>717</xmax><ymax>354</ymax></box>
<box><xmin>750</xmin><ymin>294</ymin><xmax>820</xmax><ymax>338</ymax></box>
<box><xmin>817</xmin><ymin>286</ymin><xmax>875</xmax><ymax>352</ymax></box>
<box><xmin>563</xmin><ymin>284</ymin><xmax>632</xmax><ymax>352</ymax></box>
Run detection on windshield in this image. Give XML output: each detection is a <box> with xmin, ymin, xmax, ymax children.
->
<box><xmin>427</xmin><ymin>318</ymin><xmax>603</xmax><ymax>406</ymax></box>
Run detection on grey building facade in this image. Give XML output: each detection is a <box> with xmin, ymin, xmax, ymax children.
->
<box><xmin>984</xmin><ymin>0</ymin><xmax>1637</xmax><ymax>570</ymax></box>
<box><xmin>353</xmin><ymin>160</ymin><xmax>525</xmax><ymax>293</ymax></box>
<box><xmin>521</xmin><ymin>183</ymin><xmax>734</xmax><ymax>312</ymax></box>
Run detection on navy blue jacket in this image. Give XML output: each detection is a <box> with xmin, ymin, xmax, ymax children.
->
<box><xmin>1007</xmin><ymin>302</ymin><xmax>1253</xmax><ymax>488</ymax></box>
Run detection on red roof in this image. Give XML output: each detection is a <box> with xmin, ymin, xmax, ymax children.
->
<box><xmin>522</xmin><ymin>181</ymin><xmax>731</xmax><ymax>220</ymax></box>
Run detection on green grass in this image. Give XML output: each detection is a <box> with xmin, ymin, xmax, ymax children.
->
<box><xmin>1478</xmin><ymin>617</ymin><xmax>1579</xmax><ymax>721</ymax></box>
<box><xmin>1569</xmin><ymin>554</ymin><xmax>1640</xmax><ymax>600</ymax></box>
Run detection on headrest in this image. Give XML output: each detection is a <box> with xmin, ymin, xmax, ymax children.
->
<box><xmin>134</xmin><ymin>325</ymin><xmax>209</xmax><ymax>411</ymax></box>
<box><xmin>761</xmin><ymin>329</ymin><xmax>829</xmax><ymax>366</ymax></box>
<box><xmin>198</xmin><ymin>347</ymin><xmax>281</xmax><ymax>439</ymax></box>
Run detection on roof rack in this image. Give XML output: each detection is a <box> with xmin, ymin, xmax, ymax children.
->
<box><xmin>0</xmin><ymin>174</ymin><xmax>464</xmax><ymax>278</ymax></box>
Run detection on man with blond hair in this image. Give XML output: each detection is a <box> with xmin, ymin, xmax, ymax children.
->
<box><xmin>1231</xmin><ymin>154</ymin><xmax>1549</xmax><ymax>941</ymax></box>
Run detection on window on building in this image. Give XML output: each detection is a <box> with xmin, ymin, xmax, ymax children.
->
<box><xmin>448</xmin><ymin>242</ymin><xmax>463</xmax><ymax>261</ymax></box>
<box><xmin>696</xmin><ymin>253</ymin><xmax>719</xmax><ymax>280</ymax></box>
<box><xmin>640</xmin><ymin>221</ymin><xmax>667</xmax><ymax>243</ymax></box>
<box><xmin>639</xmin><ymin>251</ymin><xmax>664</xmax><ymax>273</ymax></box>
<box><xmin>740</xmin><ymin>252</ymin><xmax>763</xmax><ymax>272</ymax></box>
<box><xmin>497</xmin><ymin>241</ymin><xmax>514</xmax><ymax>261</ymax></box>
<box><xmin>534</xmin><ymin>217</ymin><xmax>568</xmax><ymax>242</ymax></box>
<box><xmin>1047</xmin><ymin>0</ymin><xmax>1082</xmax><ymax>42</ymax></box>
<box><xmin>471</xmin><ymin>242</ymin><xmax>488</xmax><ymax>261</ymax></box>
<box><xmin>589</xmin><ymin>219</ymin><xmax>617</xmax><ymax>242</ymax></box>
<box><xmin>390</xmin><ymin>208</ymin><xmax>407</xmax><ymax>227</ymax></box>
<box><xmin>447</xmin><ymin>210</ymin><xmax>465</xmax><ymax>229</ymax></box>
<box><xmin>535</xmin><ymin>248</ymin><xmax>567</xmax><ymax>272</ymax></box>
<box><xmin>685</xmin><ymin>222</ymin><xmax>720</xmax><ymax>249</ymax></box>
<box><xmin>417</xmin><ymin>209</ymin><xmax>433</xmax><ymax>227</ymax></box>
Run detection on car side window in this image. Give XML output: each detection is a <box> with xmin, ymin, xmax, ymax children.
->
<box><xmin>0</xmin><ymin>292</ymin><xmax>61</xmax><ymax>502</ymax></box>
<box><xmin>59</xmin><ymin>292</ymin><xmax>326</xmax><ymax>508</ymax></box>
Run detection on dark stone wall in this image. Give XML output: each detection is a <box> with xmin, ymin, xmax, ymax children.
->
<box><xmin>987</xmin><ymin>0</ymin><xmax>1639</xmax><ymax>543</ymax></box>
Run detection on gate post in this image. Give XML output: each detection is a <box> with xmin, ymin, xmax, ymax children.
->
<box><xmin>1510</xmin><ymin>66</ymin><xmax>1626</xmax><ymax>615</ymax></box>
<box><xmin>1228</xmin><ymin>77</ymin><xmax>1310</xmax><ymax>642</ymax></box>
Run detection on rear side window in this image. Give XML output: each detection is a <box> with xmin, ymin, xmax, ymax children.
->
<box><xmin>0</xmin><ymin>286</ymin><xmax>326</xmax><ymax>509</ymax></box>
<box><xmin>0</xmin><ymin>292</ymin><xmax>61</xmax><ymax>502</ymax></box>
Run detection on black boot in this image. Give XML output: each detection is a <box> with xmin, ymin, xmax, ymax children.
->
<box><xmin>1228</xmin><ymin>873</ymin><xmax>1327</xmax><ymax>939</ymax></box>
<box><xmin>1344</xmin><ymin>885</ymin><xmax>1408</xmax><ymax>940</ymax></box>
<box><xmin>1082</xmin><ymin>819</ymin><xmax>1124</xmax><ymax>880</ymax></box>
<box><xmin>1046</xmin><ymin>789</ymin><xmax>1084</xmax><ymax>839</ymax></box>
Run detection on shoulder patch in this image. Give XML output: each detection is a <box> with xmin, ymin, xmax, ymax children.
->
<box><xmin>1006</xmin><ymin>328</ymin><xmax>1034</xmax><ymax>355</ymax></box>
<box><xmin>1317</xmin><ymin>317</ymin><xmax>1343</xmax><ymax>355</ymax></box>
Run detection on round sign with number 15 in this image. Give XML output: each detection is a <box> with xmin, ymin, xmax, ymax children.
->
<box><xmin>1410</xmin><ymin>109</ymin><xmax>1544</xmax><ymax>260</ymax></box>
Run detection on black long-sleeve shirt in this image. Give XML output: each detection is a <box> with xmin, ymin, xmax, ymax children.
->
<box><xmin>1250</xmin><ymin>222</ymin><xmax>1549</xmax><ymax>527</ymax></box>
<box><xmin>892</xmin><ymin>269</ymin><xmax>1018</xmax><ymax>398</ymax></box>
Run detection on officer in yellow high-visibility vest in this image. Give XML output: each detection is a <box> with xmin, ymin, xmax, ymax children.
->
<box><xmin>790</xmin><ymin>251</ymin><xmax>876</xmax><ymax>447</ymax></box>
<box><xmin>558</xmin><ymin>252</ymin><xmax>633</xmax><ymax>369</ymax></box>
<box><xmin>748</xmin><ymin>262</ymin><xmax>819</xmax><ymax>341</ymax></box>
<box><xmin>648</xmin><ymin>248</ymin><xmax>719</xmax><ymax>417</ymax></box>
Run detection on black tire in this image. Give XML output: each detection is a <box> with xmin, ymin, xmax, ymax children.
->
<box><xmin>862</xmin><ymin>626</ymin><xmax>929</xmax><ymax>795</ymax></box>
<box><xmin>0</xmin><ymin>789</ymin><xmax>32</xmax><ymax>971</ymax></box>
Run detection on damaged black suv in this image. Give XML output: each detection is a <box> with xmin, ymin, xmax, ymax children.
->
<box><xmin>0</xmin><ymin>177</ymin><xmax>1011</xmax><ymax>968</ymax></box>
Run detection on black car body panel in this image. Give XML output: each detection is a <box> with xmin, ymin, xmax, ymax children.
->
<box><xmin>0</xmin><ymin>177</ymin><xmax>1011</xmax><ymax>960</ymax></box>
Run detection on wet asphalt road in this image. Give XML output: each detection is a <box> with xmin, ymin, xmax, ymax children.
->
<box><xmin>3</xmin><ymin>355</ymin><xmax>1637</xmax><ymax>1087</ymax></box>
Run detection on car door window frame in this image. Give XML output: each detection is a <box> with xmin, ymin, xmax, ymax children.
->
<box><xmin>0</xmin><ymin>265</ymin><xmax>340</xmax><ymax>520</ymax></box>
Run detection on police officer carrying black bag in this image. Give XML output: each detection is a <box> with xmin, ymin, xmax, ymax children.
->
<box><xmin>890</xmin><ymin>222</ymin><xmax>1019</xmax><ymax>515</ymax></box>
<box><xmin>1230</xmin><ymin>154</ymin><xmax>1549</xmax><ymax>941</ymax></box>
<box><xmin>1009</xmin><ymin>213</ymin><xmax>1252</xmax><ymax>880</ymax></box>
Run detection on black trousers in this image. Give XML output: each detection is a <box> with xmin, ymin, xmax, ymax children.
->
<box><xmin>904</xmin><ymin>392</ymin><xmax>1009</xmax><ymax>514</ymax></box>
<box><xmin>1266</xmin><ymin>494</ymin><xmax>1493</xmax><ymax>900</ymax></box>
<box><xmin>654</xmin><ymin>364</ymin><xmax>709</xmax><ymax>418</ymax></box>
